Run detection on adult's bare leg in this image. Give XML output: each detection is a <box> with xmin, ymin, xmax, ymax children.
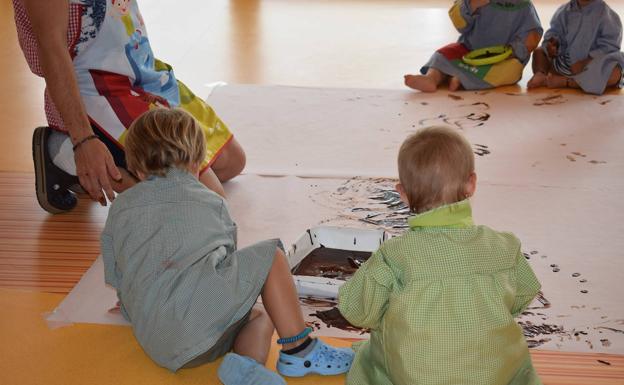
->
<box><xmin>211</xmin><ymin>137</ymin><xmax>246</xmax><ymax>183</ymax></box>
<box><xmin>199</xmin><ymin>168</ymin><xmax>226</xmax><ymax>197</ymax></box>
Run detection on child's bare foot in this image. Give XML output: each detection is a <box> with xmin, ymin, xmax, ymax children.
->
<box><xmin>448</xmin><ymin>76</ymin><xmax>462</xmax><ymax>91</ymax></box>
<box><xmin>404</xmin><ymin>74</ymin><xmax>437</xmax><ymax>92</ymax></box>
<box><xmin>546</xmin><ymin>73</ymin><xmax>569</xmax><ymax>88</ymax></box>
<box><xmin>527</xmin><ymin>72</ymin><xmax>547</xmax><ymax>89</ymax></box>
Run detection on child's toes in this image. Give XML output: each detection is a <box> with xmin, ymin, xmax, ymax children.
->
<box><xmin>527</xmin><ymin>73</ymin><xmax>547</xmax><ymax>89</ymax></box>
<box><xmin>405</xmin><ymin>75</ymin><xmax>437</xmax><ymax>92</ymax></box>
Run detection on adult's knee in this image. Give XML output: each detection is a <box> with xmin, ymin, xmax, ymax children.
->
<box><xmin>213</xmin><ymin>138</ymin><xmax>246</xmax><ymax>182</ymax></box>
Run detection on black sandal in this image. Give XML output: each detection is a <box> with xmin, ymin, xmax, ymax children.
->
<box><xmin>32</xmin><ymin>126</ymin><xmax>80</xmax><ymax>214</ymax></box>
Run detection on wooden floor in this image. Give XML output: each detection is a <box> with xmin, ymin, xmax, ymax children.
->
<box><xmin>0</xmin><ymin>172</ymin><xmax>107</xmax><ymax>293</ymax></box>
<box><xmin>1</xmin><ymin>0</ymin><xmax>623</xmax><ymax>383</ymax></box>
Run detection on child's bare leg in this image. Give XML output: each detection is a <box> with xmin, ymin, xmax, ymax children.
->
<box><xmin>199</xmin><ymin>168</ymin><xmax>226</xmax><ymax>198</ymax></box>
<box><xmin>546</xmin><ymin>73</ymin><xmax>578</xmax><ymax>89</ymax></box>
<box><xmin>448</xmin><ymin>76</ymin><xmax>462</xmax><ymax>91</ymax></box>
<box><xmin>233</xmin><ymin>307</ymin><xmax>274</xmax><ymax>364</ymax></box>
<box><xmin>607</xmin><ymin>65</ymin><xmax>623</xmax><ymax>87</ymax></box>
<box><xmin>404</xmin><ymin>68</ymin><xmax>447</xmax><ymax>92</ymax></box>
<box><xmin>261</xmin><ymin>249</ymin><xmax>308</xmax><ymax>351</ymax></box>
<box><xmin>525</xmin><ymin>30</ymin><xmax>541</xmax><ymax>55</ymax></box>
<box><xmin>528</xmin><ymin>47</ymin><xmax>549</xmax><ymax>89</ymax></box>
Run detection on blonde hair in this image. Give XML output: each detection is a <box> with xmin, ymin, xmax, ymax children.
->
<box><xmin>398</xmin><ymin>126</ymin><xmax>474</xmax><ymax>214</ymax></box>
<box><xmin>125</xmin><ymin>108</ymin><xmax>206</xmax><ymax>177</ymax></box>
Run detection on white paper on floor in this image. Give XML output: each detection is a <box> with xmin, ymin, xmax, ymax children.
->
<box><xmin>49</xmin><ymin>85</ymin><xmax>624</xmax><ymax>355</ymax></box>
<box><xmin>208</xmin><ymin>85</ymin><xmax>624</xmax><ymax>190</ymax></box>
<box><xmin>49</xmin><ymin>174</ymin><xmax>624</xmax><ymax>354</ymax></box>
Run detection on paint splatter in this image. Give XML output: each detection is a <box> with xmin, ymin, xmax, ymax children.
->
<box><xmin>448</xmin><ymin>94</ymin><xmax>463</xmax><ymax>101</ymax></box>
<box><xmin>534</xmin><ymin>94</ymin><xmax>567</xmax><ymax>106</ymax></box>
<box><xmin>589</xmin><ymin>160</ymin><xmax>607</xmax><ymax>164</ymax></box>
<box><xmin>311</xmin><ymin>307</ymin><xmax>369</xmax><ymax>334</ymax></box>
<box><xmin>470</xmin><ymin>101</ymin><xmax>490</xmax><ymax>109</ymax></box>
<box><xmin>309</xmin><ymin>178</ymin><xmax>410</xmax><ymax>235</ymax></box>
<box><xmin>597</xmin><ymin>360</ymin><xmax>612</xmax><ymax>366</ymax></box>
<box><xmin>528</xmin><ymin>292</ymin><xmax>551</xmax><ymax>310</ymax></box>
<box><xmin>599</xmin><ymin>100</ymin><xmax>612</xmax><ymax>106</ymax></box>
<box><xmin>473</xmin><ymin>144</ymin><xmax>491</xmax><ymax>157</ymax></box>
<box><xmin>520</xmin><ymin>321</ymin><xmax>565</xmax><ymax>348</ymax></box>
<box><xmin>566</xmin><ymin>155</ymin><xmax>577</xmax><ymax>162</ymax></box>
<box><xmin>419</xmin><ymin>112</ymin><xmax>491</xmax><ymax>130</ymax></box>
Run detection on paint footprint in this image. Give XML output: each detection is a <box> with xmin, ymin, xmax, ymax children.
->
<box><xmin>419</xmin><ymin>112</ymin><xmax>491</xmax><ymax>130</ymax></box>
<box><xmin>473</xmin><ymin>143</ymin><xmax>491</xmax><ymax>157</ymax></box>
<box><xmin>534</xmin><ymin>94</ymin><xmax>567</xmax><ymax>106</ymax></box>
<box><xmin>565</xmin><ymin>151</ymin><xmax>607</xmax><ymax>164</ymax></box>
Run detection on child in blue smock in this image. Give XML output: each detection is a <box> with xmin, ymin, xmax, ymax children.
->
<box><xmin>101</xmin><ymin>108</ymin><xmax>354</xmax><ymax>385</ymax></box>
<box><xmin>405</xmin><ymin>0</ymin><xmax>542</xmax><ymax>92</ymax></box>
<box><xmin>528</xmin><ymin>0</ymin><xmax>624</xmax><ymax>94</ymax></box>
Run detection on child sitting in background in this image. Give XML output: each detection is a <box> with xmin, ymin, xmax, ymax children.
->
<box><xmin>338</xmin><ymin>126</ymin><xmax>542</xmax><ymax>385</ymax></box>
<box><xmin>405</xmin><ymin>0</ymin><xmax>542</xmax><ymax>92</ymax></box>
<box><xmin>528</xmin><ymin>0</ymin><xmax>624</xmax><ymax>94</ymax></box>
<box><xmin>101</xmin><ymin>108</ymin><xmax>354</xmax><ymax>385</ymax></box>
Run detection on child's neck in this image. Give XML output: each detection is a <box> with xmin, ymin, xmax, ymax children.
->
<box><xmin>577</xmin><ymin>0</ymin><xmax>594</xmax><ymax>8</ymax></box>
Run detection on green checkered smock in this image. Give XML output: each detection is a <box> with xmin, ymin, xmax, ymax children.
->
<box><xmin>101</xmin><ymin>168</ymin><xmax>278</xmax><ymax>372</ymax></box>
<box><xmin>338</xmin><ymin>200</ymin><xmax>542</xmax><ymax>385</ymax></box>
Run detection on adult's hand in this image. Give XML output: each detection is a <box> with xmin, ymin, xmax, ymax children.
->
<box><xmin>74</xmin><ymin>138</ymin><xmax>122</xmax><ymax>206</ymax></box>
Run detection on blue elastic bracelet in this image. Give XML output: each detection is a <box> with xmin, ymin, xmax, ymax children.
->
<box><xmin>277</xmin><ymin>327</ymin><xmax>312</xmax><ymax>345</ymax></box>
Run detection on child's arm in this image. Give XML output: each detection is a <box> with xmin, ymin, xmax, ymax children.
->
<box><xmin>510</xmin><ymin>249</ymin><xmax>541</xmax><ymax>317</ymax></box>
<box><xmin>508</xmin><ymin>5</ymin><xmax>543</xmax><ymax>64</ymax></box>
<box><xmin>448</xmin><ymin>0</ymin><xmax>487</xmax><ymax>34</ymax></box>
<box><xmin>337</xmin><ymin>249</ymin><xmax>395</xmax><ymax>330</ymax></box>
<box><xmin>542</xmin><ymin>6</ymin><xmax>567</xmax><ymax>58</ymax></box>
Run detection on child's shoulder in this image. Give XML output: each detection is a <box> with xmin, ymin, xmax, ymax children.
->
<box><xmin>382</xmin><ymin>224</ymin><xmax>519</xmax><ymax>247</ymax></box>
<box><xmin>110</xmin><ymin>171</ymin><xmax>223</xmax><ymax>214</ymax></box>
<box><xmin>378</xmin><ymin>225</ymin><xmax>521</xmax><ymax>269</ymax></box>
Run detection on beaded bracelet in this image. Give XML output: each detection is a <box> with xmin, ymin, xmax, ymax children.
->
<box><xmin>277</xmin><ymin>327</ymin><xmax>312</xmax><ymax>345</ymax></box>
<box><xmin>72</xmin><ymin>134</ymin><xmax>99</xmax><ymax>151</ymax></box>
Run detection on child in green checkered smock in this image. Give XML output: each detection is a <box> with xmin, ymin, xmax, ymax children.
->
<box><xmin>338</xmin><ymin>126</ymin><xmax>542</xmax><ymax>385</ymax></box>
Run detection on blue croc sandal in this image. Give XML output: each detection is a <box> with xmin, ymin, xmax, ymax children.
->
<box><xmin>218</xmin><ymin>353</ymin><xmax>286</xmax><ymax>385</ymax></box>
<box><xmin>276</xmin><ymin>339</ymin><xmax>355</xmax><ymax>377</ymax></box>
